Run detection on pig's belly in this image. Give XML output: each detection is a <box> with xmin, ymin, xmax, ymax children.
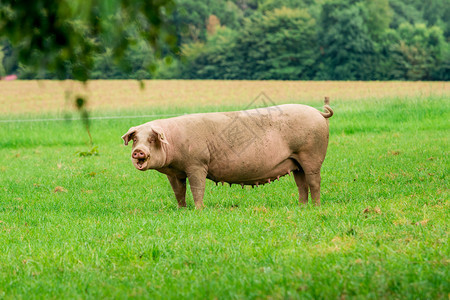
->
<box><xmin>206</xmin><ymin>157</ymin><xmax>299</xmax><ymax>185</ymax></box>
<box><xmin>205</xmin><ymin>129</ymin><xmax>301</xmax><ymax>185</ymax></box>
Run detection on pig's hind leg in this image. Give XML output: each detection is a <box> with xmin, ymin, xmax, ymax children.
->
<box><xmin>304</xmin><ymin>173</ymin><xmax>321</xmax><ymax>206</ymax></box>
<box><xmin>293</xmin><ymin>169</ymin><xmax>309</xmax><ymax>204</ymax></box>
<box><xmin>294</xmin><ymin>152</ymin><xmax>325</xmax><ymax>206</ymax></box>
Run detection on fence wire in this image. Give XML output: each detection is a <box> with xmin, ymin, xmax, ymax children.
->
<box><xmin>0</xmin><ymin>114</ymin><xmax>183</xmax><ymax>123</ymax></box>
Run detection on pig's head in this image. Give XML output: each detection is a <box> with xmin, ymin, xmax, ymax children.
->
<box><xmin>122</xmin><ymin>125</ymin><xmax>169</xmax><ymax>171</ymax></box>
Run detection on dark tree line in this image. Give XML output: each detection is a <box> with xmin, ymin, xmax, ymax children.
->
<box><xmin>1</xmin><ymin>0</ymin><xmax>449</xmax><ymax>81</ymax></box>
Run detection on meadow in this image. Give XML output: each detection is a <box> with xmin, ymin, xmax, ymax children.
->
<box><xmin>0</xmin><ymin>80</ymin><xmax>448</xmax><ymax>299</ymax></box>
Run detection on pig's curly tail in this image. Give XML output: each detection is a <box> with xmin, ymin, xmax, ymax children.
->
<box><xmin>320</xmin><ymin>97</ymin><xmax>333</xmax><ymax>119</ymax></box>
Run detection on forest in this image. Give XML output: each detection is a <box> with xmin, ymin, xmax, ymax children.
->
<box><xmin>1</xmin><ymin>0</ymin><xmax>449</xmax><ymax>81</ymax></box>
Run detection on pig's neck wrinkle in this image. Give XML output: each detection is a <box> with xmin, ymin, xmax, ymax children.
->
<box><xmin>162</xmin><ymin>142</ymin><xmax>173</xmax><ymax>166</ymax></box>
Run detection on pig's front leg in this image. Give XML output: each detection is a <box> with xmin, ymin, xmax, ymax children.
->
<box><xmin>167</xmin><ymin>175</ymin><xmax>187</xmax><ymax>208</ymax></box>
<box><xmin>187</xmin><ymin>166</ymin><xmax>207</xmax><ymax>209</ymax></box>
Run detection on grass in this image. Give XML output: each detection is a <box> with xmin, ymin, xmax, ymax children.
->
<box><xmin>0</xmin><ymin>84</ymin><xmax>449</xmax><ymax>299</ymax></box>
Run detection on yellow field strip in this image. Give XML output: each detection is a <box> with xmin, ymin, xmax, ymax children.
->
<box><xmin>0</xmin><ymin>80</ymin><xmax>448</xmax><ymax>115</ymax></box>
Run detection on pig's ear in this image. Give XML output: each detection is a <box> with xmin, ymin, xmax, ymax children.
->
<box><xmin>122</xmin><ymin>127</ymin><xmax>136</xmax><ymax>146</ymax></box>
<box><xmin>152</xmin><ymin>126</ymin><xmax>169</xmax><ymax>145</ymax></box>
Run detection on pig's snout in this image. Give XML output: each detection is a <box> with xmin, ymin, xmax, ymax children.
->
<box><xmin>132</xmin><ymin>148</ymin><xmax>149</xmax><ymax>171</ymax></box>
<box><xmin>132</xmin><ymin>149</ymin><xmax>147</xmax><ymax>159</ymax></box>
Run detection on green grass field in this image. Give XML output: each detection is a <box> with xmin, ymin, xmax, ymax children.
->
<box><xmin>0</xmin><ymin>93</ymin><xmax>448</xmax><ymax>299</ymax></box>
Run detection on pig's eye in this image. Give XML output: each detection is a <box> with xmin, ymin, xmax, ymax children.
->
<box><xmin>133</xmin><ymin>138</ymin><xmax>137</xmax><ymax>143</ymax></box>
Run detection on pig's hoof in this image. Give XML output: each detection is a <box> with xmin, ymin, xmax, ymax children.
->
<box><xmin>299</xmin><ymin>199</ymin><xmax>308</xmax><ymax>205</ymax></box>
<box><xmin>194</xmin><ymin>203</ymin><xmax>205</xmax><ymax>210</ymax></box>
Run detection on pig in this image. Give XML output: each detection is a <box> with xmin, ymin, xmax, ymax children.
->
<box><xmin>122</xmin><ymin>99</ymin><xmax>333</xmax><ymax>209</ymax></box>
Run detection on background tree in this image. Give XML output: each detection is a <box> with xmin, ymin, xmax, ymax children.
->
<box><xmin>181</xmin><ymin>26</ymin><xmax>240</xmax><ymax>79</ymax></box>
<box><xmin>363</xmin><ymin>0</ymin><xmax>392</xmax><ymax>41</ymax></box>
<box><xmin>388</xmin><ymin>0</ymin><xmax>424</xmax><ymax>29</ymax></box>
<box><xmin>235</xmin><ymin>7</ymin><xmax>319</xmax><ymax>79</ymax></box>
<box><xmin>182</xmin><ymin>7</ymin><xmax>318</xmax><ymax>80</ymax></box>
<box><xmin>0</xmin><ymin>39</ymin><xmax>18</xmax><ymax>75</ymax></box>
<box><xmin>171</xmin><ymin>0</ymin><xmax>243</xmax><ymax>46</ymax></box>
<box><xmin>0</xmin><ymin>47</ymin><xmax>5</xmax><ymax>77</ymax></box>
<box><xmin>381</xmin><ymin>23</ymin><xmax>448</xmax><ymax>80</ymax></box>
<box><xmin>257</xmin><ymin>0</ymin><xmax>316</xmax><ymax>12</ymax></box>
<box><xmin>316</xmin><ymin>0</ymin><xmax>378</xmax><ymax>80</ymax></box>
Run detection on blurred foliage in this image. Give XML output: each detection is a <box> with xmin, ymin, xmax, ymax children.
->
<box><xmin>0</xmin><ymin>0</ymin><xmax>178</xmax><ymax>147</ymax></box>
<box><xmin>77</xmin><ymin>146</ymin><xmax>99</xmax><ymax>157</ymax></box>
<box><xmin>0</xmin><ymin>0</ymin><xmax>177</xmax><ymax>81</ymax></box>
<box><xmin>0</xmin><ymin>0</ymin><xmax>449</xmax><ymax>81</ymax></box>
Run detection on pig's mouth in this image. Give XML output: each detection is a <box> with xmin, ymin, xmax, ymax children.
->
<box><xmin>134</xmin><ymin>158</ymin><xmax>149</xmax><ymax>171</ymax></box>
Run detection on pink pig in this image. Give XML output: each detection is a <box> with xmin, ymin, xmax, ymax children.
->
<box><xmin>122</xmin><ymin>99</ymin><xmax>333</xmax><ymax>209</ymax></box>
